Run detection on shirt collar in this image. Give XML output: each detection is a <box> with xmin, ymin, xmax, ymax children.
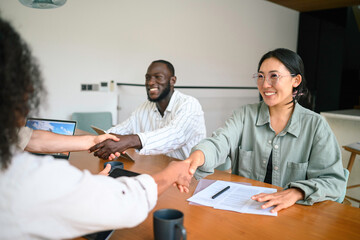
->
<box><xmin>286</xmin><ymin>102</ymin><xmax>301</xmax><ymax>137</ymax></box>
<box><xmin>256</xmin><ymin>102</ymin><xmax>270</xmax><ymax>126</ymax></box>
<box><xmin>256</xmin><ymin>101</ymin><xmax>301</xmax><ymax>138</ymax></box>
<box><xmin>150</xmin><ymin>90</ymin><xmax>179</xmax><ymax>113</ymax></box>
<box><xmin>165</xmin><ymin>90</ymin><xmax>178</xmax><ymax>112</ymax></box>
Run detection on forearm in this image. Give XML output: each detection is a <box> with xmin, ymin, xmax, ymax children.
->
<box><xmin>125</xmin><ymin>134</ymin><xmax>142</xmax><ymax>149</ymax></box>
<box><xmin>138</xmin><ymin>114</ymin><xmax>202</xmax><ymax>155</ymax></box>
<box><xmin>110</xmin><ymin>134</ymin><xmax>142</xmax><ymax>150</ymax></box>
<box><xmin>151</xmin><ymin>170</ymin><xmax>176</xmax><ymax>196</ymax></box>
<box><xmin>25</xmin><ymin>130</ymin><xmax>97</xmax><ymax>153</ymax></box>
<box><xmin>192</xmin><ymin>137</ymin><xmax>229</xmax><ymax>179</ymax></box>
<box><xmin>286</xmin><ymin>176</ymin><xmax>345</xmax><ymax>205</ymax></box>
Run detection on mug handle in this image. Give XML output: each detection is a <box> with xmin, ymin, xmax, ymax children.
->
<box><xmin>175</xmin><ymin>223</ymin><xmax>187</xmax><ymax>240</ymax></box>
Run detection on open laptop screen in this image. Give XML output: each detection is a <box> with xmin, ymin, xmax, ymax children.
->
<box><xmin>25</xmin><ymin>118</ymin><xmax>77</xmax><ymax>159</ymax></box>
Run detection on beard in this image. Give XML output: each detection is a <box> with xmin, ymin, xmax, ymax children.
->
<box><xmin>147</xmin><ymin>81</ymin><xmax>171</xmax><ymax>102</ymax></box>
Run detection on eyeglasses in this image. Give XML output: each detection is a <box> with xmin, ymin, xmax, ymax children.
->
<box><xmin>252</xmin><ymin>72</ymin><xmax>296</xmax><ymax>86</ymax></box>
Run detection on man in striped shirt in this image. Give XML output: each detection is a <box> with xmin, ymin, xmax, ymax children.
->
<box><xmin>90</xmin><ymin>60</ymin><xmax>206</xmax><ymax>160</ymax></box>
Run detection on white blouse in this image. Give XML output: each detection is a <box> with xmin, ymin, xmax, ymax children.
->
<box><xmin>0</xmin><ymin>151</ymin><xmax>157</xmax><ymax>239</ymax></box>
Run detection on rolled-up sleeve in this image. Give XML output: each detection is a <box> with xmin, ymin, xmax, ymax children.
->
<box><xmin>17</xmin><ymin>127</ymin><xmax>33</xmax><ymax>150</ymax></box>
<box><xmin>285</xmin><ymin>119</ymin><xmax>346</xmax><ymax>205</ymax></box>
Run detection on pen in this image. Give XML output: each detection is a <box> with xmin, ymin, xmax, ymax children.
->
<box><xmin>211</xmin><ymin>186</ymin><xmax>230</xmax><ymax>199</ymax></box>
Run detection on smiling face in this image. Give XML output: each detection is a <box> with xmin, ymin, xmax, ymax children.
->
<box><xmin>145</xmin><ymin>62</ymin><xmax>175</xmax><ymax>102</ymax></box>
<box><xmin>257</xmin><ymin>57</ymin><xmax>301</xmax><ymax>109</ymax></box>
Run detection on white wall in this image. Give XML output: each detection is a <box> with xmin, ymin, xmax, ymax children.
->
<box><xmin>0</xmin><ymin>0</ymin><xmax>299</xmax><ymax>134</ymax></box>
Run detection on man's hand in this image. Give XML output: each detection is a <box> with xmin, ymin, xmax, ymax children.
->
<box><xmin>89</xmin><ymin>134</ymin><xmax>141</xmax><ymax>160</ymax></box>
<box><xmin>98</xmin><ymin>163</ymin><xmax>112</xmax><ymax>176</ymax></box>
<box><xmin>251</xmin><ymin>188</ymin><xmax>305</xmax><ymax>213</ymax></box>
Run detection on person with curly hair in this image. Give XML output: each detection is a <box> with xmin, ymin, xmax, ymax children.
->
<box><xmin>0</xmin><ymin>16</ymin><xmax>192</xmax><ymax>239</ymax></box>
<box><xmin>184</xmin><ymin>48</ymin><xmax>346</xmax><ymax>213</ymax></box>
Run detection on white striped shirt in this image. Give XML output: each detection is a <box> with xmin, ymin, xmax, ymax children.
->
<box><xmin>107</xmin><ymin>91</ymin><xmax>206</xmax><ymax>160</ymax></box>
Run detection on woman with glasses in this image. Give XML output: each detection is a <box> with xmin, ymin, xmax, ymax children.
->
<box><xmin>185</xmin><ymin>48</ymin><xmax>346</xmax><ymax>213</ymax></box>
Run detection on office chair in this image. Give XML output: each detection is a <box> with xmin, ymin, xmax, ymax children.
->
<box><xmin>343</xmin><ymin>143</ymin><xmax>360</xmax><ymax>206</ymax></box>
<box><xmin>71</xmin><ymin>112</ymin><xmax>112</xmax><ymax>134</ymax></box>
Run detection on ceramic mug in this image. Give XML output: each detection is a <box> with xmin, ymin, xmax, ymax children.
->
<box><xmin>153</xmin><ymin>208</ymin><xmax>187</xmax><ymax>240</ymax></box>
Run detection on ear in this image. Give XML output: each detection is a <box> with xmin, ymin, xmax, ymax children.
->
<box><xmin>170</xmin><ymin>76</ymin><xmax>177</xmax><ymax>86</ymax></box>
<box><xmin>292</xmin><ymin>74</ymin><xmax>302</xmax><ymax>88</ymax></box>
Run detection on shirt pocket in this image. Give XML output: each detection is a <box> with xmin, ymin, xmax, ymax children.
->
<box><xmin>284</xmin><ymin>162</ymin><xmax>308</xmax><ymax>182</ymax></box>
<box><xmin>237</xmin><ymin>148</ymin><xmax>253</xmax><ymax>177</ymax></box>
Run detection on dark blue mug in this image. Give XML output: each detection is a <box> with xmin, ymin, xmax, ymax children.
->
<box><xmin>153</xmin><ymin>209</ymin><xmax>187</xmax><ymax>240</ymax></box>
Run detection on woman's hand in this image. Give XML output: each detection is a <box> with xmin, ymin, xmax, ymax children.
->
<box><xmin>251</xmin><ymin>188</ymin><xmax>304</xmax><ymax>213</ymax></box>
<box><xmin>98</xmin><ymin>163</ymin><xmax>112</xmax><ymax>176</ymax></box>
<box><xmin>93</xmin><ymin>134</ymin><xmax>120</xmax><ymax>146</ymax></box>
<box><xmin>188</xmin><ymin>150</ymin><xmax>205</xmax><ymax>175</ymax></box>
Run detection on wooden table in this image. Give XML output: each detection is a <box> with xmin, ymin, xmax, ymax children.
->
<box><xmin>69</xmin><ymin>149</ymin><xmax>360</xmax><ymax>240</ymax></box>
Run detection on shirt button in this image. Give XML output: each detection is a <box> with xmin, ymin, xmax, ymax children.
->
<box><xmin>274</xmin><ymin>166</ymin><xmax>279</xmax><ymax>171</ymax></box>
<box><xmin>274</xmin><ymin>145</ymin><xmax>279</xmax><ymax>149</ymax></box>
<box><xmin>268</xmin><ymin>140</ymin><xmax>272</xmax><ymax>144</ymax></box>
<box><xmin>263</xmin><ymin>160</ymin><xmax>266</xmax><ymax>164</ymax></box>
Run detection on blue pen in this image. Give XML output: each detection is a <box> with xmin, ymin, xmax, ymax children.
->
<box><xmin>211</xmin><ymin>186</ymin><xmax>230</xmax><ymax>199</ymax></box>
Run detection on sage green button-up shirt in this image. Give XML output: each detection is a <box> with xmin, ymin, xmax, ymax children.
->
<box><xmin>193</xmin><ymin>102</ymin><xmax>346</xmax><ymax>205</ymax></box>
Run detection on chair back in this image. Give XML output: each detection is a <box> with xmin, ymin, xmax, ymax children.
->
<box><xmin>71</xmin><ymin>112</ymin><xmax>112</xmax><ymax>134</ymax></box>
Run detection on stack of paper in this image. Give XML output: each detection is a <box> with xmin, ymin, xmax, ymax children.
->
<box><xmin>187</xmin><ymin>180</ymin><xmax>277</xmax><ymax>216</ymax></box>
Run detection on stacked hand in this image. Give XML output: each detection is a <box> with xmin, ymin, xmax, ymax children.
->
<box><xmin>89</xmin><ymin>134</ymin><xmax>141</xmax><ymax>160</ymax></box>
<box><xmin>93</xmin><ymin>134</ymin><xmax>120</xmax><ymax>146</ymax></box>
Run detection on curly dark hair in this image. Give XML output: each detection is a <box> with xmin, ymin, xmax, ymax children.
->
<box><xmin>0</xmin><ymin>16</ymin><xmax>45</xmax><ymax>170</ymax></box>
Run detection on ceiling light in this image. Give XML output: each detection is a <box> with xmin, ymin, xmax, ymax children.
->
<box><xmin>19</xmin><ymin>0</ymin><xmax>67</xmax><ymax>9</ymax></box>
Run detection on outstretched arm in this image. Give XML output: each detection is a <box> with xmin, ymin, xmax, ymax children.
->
<box><xmin>151</xmin><ymin>160</ymin><xmax>192</xmax><ymax>195</ymax></box>
<box><xmin>25</xmin><ymin>130</ymin><xmax>119</xmax><ymax>153</ymax></box>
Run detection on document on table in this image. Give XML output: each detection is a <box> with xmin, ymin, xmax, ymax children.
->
<box><xmin>187</xmin><ymin>180</ymin><xmax>278</xmax><ymax>216</ymax></box>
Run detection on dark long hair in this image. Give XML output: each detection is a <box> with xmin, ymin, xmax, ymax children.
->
<box><xmin>257</xmin><ymin>48</ymin><xmax>312</xmax><ymax>109</ymax></box>
<box><xmin>0</xmin><ymin>16</ymin><xmax>45</xmax><ymax>169</ymax></box>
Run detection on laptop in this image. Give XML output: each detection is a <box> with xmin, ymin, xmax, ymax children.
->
<box><xmin>25</xmin><ymin>118</ymin><xmax>77</xmax><ymax>159</ymax></box>
<box><xmin>91</xmin><ymin>125</ymin><xmax>135</xmax><ymax>162</ymax></box>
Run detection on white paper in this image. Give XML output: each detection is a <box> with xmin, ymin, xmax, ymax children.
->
<box><xmin>187</xmin><ymin>180</ymin><xmax>277</xmax><ymax>216</ymax></box>
<box><xmin>189</xmin><ymin>179</ymin><xmax>251</xmax><ymax>206</ymax></box>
